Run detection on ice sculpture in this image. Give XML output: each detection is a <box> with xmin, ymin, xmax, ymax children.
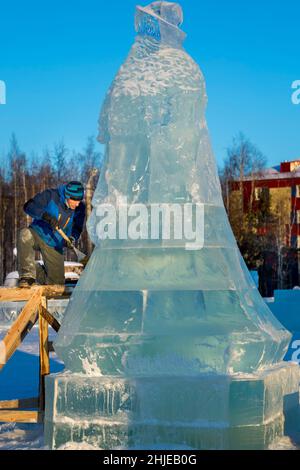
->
<box><xmin>45</xmin><ymin>2</ymin><xmax>299</xmax><ymax>449</ymax></box>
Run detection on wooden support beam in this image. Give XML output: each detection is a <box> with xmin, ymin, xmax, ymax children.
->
<box><xmin>0</xmin><ymin>286</ymin><xmax>66</xmax><ymax>423</ymax></box>
<box><xmin>0</xmin><ymin>285</ymin><xmax>68</xmax><ymax>302</ymax></box>
<box><xmin>39</xmin><ymin>306</ymin><xmax>61</xmax><ymax>332</ymax></box>
<box><xmin>38</xmin><ymin>297</ymin><xmax>50</xmax><ymax>376</ymax></box>
<box><xmin>0</xmin><ymin>397</ymin><xmax>39</xmax><ymax>410</ymax></box>
<box><xmin>38</xmin><ymin>297</ymin><xmax>50</xmax><ymax>411</ymax></box>
<box><xmin>0</xmin><ymin>287</ymin><xmax>40</xmax><ymax>302</ymax></box>
<box><xmin>0</xmin><ymin>289</ymin><xmax>42</xmax><ymax>368</ymax></box>
<box><xmin>0</xmin><ymin>410</ymin><xmax>42</xmax><ymax>423</ymax></box>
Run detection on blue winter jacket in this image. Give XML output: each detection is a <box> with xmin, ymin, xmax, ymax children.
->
<box><xmin>24</xmin><ymin>184</ymin><xmax>86</xmax><ymax>253</ymax></box>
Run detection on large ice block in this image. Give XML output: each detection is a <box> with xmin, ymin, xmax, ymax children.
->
<box><xmin>45</xmin><ymin>363</ymin><xmax>299</xmax><ymax>449</ymax></box>
<box><xmin>45</xmin><ymin>1</ymin><xmax>299</xmax><ymax>449</ymax></box>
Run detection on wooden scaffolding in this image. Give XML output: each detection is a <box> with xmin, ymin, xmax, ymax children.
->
<box><xmin>0</xmin><ymin>286</ymin><xmax>66</xmax><ymax>423</ymax></box>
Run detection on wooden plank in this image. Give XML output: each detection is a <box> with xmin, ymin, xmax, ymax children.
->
<box><xmin>0</xmin><ymin>289</ymin><xmax>42</xmax><ymax>368</ymax></box>
<box><xmin>38</xmin><ymin>297</ymin><xmax>50</xmax><ymax>376</ymax></box>
<box><xmin>0</xmin><ymin>397</ymin><xmax>39</xmax><ymax>410</ymax></box>
<box><xmin>41</xmin><ymin>285</ymin><xmax>69</xmax><ymax>298</ymax></box>
<box><xmin>0</xmin><ymin>410</ymin><xmax>42</xmax><ymax>423</ymax></box>
<box><xmin>38</xmin><ymin>297</ymin><xmax>50</xmax><ymax>411</ymax></box>
<box><xmin>39</xmin><ymin>306</ymin><xmax>61</xmax><ymax>332</ymax></box>
<box><xmin>0</xmin><ymin>285</ymin><xmax>68</xmax><ymax>302</ymax></box>
<box><xmin>0</xmin><ymin>287</ymin><xmax>41</xmax><ymax>302</ymax></box>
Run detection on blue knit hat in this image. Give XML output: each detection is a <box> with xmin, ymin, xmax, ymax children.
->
<box><xmin>65</xmin><ymin>181</ymin><xmax>84</xmax><ymax>201</ymax></box>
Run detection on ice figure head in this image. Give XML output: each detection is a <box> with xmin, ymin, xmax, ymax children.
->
<box><xmin>135</xmin><ymin>2</ymin><xmax>185</xmax><ymax>46</ymax></box>
<box><xmin>140</xmin><ymin>1</ymin><xmax>183</xmax><ymax>26</ymax></box>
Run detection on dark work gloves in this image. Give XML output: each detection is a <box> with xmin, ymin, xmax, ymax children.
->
<box><xmin>66</xmin><ymin>236</ymin><xmax>76</xmax><ymax>249</ymax></box>
<box><xmin>42</xmin><ymin>212</ymin><xmax>60</xmax><ymax>230</ymax></box>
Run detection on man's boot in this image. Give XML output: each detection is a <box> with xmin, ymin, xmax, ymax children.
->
<box><xmin>18</xmin><ymin>277</ymin><xmax>37</xmax><ymax>288</ymax></box>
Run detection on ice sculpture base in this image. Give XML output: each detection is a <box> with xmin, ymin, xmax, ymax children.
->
<box><xmin>45</xmin><ymin>362</ymin><xmax>299</xmax><ymax>450</ymax></box>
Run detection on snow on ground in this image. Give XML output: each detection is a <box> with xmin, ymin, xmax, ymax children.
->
<box><xmin>0</xmin><ymin>423</ymin><xmax>45</xmax><ymax>450</ymax></box>
<box><xmin>268</xmin><ymin>436</ymin><xmax>300</xmax><ymax>450</ymax></box>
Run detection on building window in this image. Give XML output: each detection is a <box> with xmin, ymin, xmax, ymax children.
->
<box><xmin>254</xmin><ymin>187</ymin><xmax>263</xmax><ymax>201</ymax></box>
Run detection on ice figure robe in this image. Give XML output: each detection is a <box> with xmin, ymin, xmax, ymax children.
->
<box><xmin>54</xmin><ymin>2</ymin><xmax>291</xmax><ymax>376</ymax></box>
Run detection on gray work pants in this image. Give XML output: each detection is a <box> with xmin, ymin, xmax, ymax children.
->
<box><xmin>17</xmin><ymin>228</ymin><xmax>65</xmax><ymax>285</ymax></box>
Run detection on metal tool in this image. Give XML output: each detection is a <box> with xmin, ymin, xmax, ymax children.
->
<box><xmin>55</xmin><ymin>227</ymin><xmax>87</xmax><ymax>263</ymax></box>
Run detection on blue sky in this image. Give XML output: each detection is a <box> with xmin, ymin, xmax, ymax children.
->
<box><xmin>0</xmin><ymin>0</ymin><xmax>299</xmax><ymax>167</ymax></box>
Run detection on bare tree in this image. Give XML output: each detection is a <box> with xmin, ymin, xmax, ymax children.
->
<box><xmin>53</xmin><ymin>140</ymin><xmax>68</xmax><ymax>184</ymax></box>
<box><xmin>219</xmin><ymin>133</ymin><xmax>267</xmax><ymax>268</ymax></box>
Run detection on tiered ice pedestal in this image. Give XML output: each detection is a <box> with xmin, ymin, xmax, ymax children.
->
<box><xmin>45</xmin><ymin>363</ymin><xmax>299</xmax><ymax>450</ymax></box>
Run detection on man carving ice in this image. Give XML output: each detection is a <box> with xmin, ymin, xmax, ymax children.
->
<box><xmin>17</xmin><ymin>181</ymin><xmax>86</xmax><ymax>287</ymax></box>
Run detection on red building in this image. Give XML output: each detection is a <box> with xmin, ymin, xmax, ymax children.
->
<box><xmin>231</xmin><ymin>160</ymin><xmax>300</xmax><ymax>249</ymax></box>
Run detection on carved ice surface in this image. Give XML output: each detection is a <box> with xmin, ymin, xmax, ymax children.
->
<box><xmin>45</xmin><ymin>2</ymin><xmax>299</xmax><ymax>449</ymax></box>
